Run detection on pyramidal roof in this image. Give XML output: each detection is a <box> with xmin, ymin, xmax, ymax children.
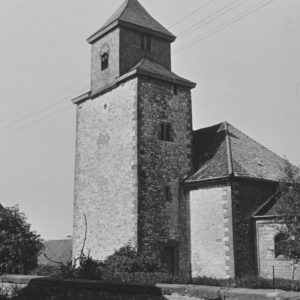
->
<box><xmin>87</xmin><ymin>0</ymin><xmax>176</xmax><ymax>44</ymax></box>
<box><xmin>186</xmin><ymin>122</ymin><xmax>287</xmax><ymax>184</ymax></box>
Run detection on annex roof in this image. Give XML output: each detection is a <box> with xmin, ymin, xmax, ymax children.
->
<box><xmin>87</xmin><ymin>0</ymin><xmax>176</xmax><ymax>44</ymax></box>
<box><xmin>38</xmin><ymin>239</ymin><xmax>72</xmax><ymax>266</ymax></box>
<box><xmin>186</xmin><ymin>122</ymin><xmax>286</xmax><ymax>184</ymax></box>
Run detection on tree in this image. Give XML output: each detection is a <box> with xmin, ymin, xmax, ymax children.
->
<box><xmin>0</xmin><ymin>205</ymin><xmax>44</xmax><ymax>274</ymax></box>
<box><xmin>275</xmin><ymin>159</ymin><xmax>300</xmax><ymax>283</ymax></box>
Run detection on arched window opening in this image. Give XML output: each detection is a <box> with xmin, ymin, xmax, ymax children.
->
<box><xmin>274</xmin><ymin>232</ymin><xmax>290</xmax><ymax>258</ymax></box>
<box><xmin>100</xmin><ymin>43</ymin><xmax>110</xmax><ymax>71</ymax></box>
<box><xmin>101</xmin><ymin>53</ymin><xmax>109</xmax><ymax>70</ymax></box>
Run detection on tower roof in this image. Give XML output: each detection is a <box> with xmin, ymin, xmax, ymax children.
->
<box><xmin>87</xmin><ymin>0</ymin><xmax>176</xmax><ymax>44</ymax></box>
<box><xmin>186</xmin><ymin>122</ymin><xmax>287</xmax><ymax>184</ymax></box>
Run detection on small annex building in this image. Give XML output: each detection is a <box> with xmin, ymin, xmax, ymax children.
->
<box><xmin>71</xmin><ymin>0</ymin><xmax>296</xmax><ymax>281</ymax></box>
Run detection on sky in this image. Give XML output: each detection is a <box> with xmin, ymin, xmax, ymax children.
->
<box><xmin>0</xmin><ymin>0</ymin><xmax>299</xmax><ymax>240</ymax></box>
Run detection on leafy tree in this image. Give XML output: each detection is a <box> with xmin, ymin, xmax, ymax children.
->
<box><xmin>0</xmin><ymin>205</ymin><xmax>44</xmax><ymax>274</ymax></box>
<box><xmin>275</xmin><ymin>159</ymin><xmax>300</xmax><ymax>282</ymax></box>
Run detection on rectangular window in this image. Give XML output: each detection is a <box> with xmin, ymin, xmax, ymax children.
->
<box><xmin>164</xmin><ymin>185</ymin><xmax>172</xmax><ymax>202</ymax></box>
<box><xmin>141</xmin><ymin>34</ymin><xmax>151</xmax><ymax>52</ymax></box>
<box><xmin>173</xmin><ymin>84</ymin><xmax>178</xmax><ymax>95</ymax></box>
<box><xmin>161</xmin><ymin>245</ymin><xmax>179</xmax><ymax>275</ymax></box>
<box><xmin>101</xmin><ymin>53</ymin><xmax>109</xmax><ymax>70</ymax></box>
<box><xmin>159</xmin><ymin>122</ymin><xmax>172</xmax><ymax>141</ymax></box>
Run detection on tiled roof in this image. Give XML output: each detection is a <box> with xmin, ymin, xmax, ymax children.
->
<box><xmin>186</xmin><ymin>122</ymin><xmax>286</xmax><ymax>183</ymax></box>
<box><xmin>129</xmin><ymin>58</ymin><xmax>196</xmax><ymax>88</ymax></box>
<box><xmin>38</xmin><ymin>239</ymin><xmax>72</xmax><ymax>266</ymax></box>
<box><xmin>87</xmin><ymin>0</ymin><xmax>175</xmax><ymax>43</ymax></box>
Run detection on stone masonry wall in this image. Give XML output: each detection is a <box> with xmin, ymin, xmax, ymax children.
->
<box><xmin>189</xmin><ymin>183</ymin><xmax>235</xmax><ymax>279</ymax></box>
<box><xmin>73</xmin><ymin>78</ymin><xmax>138</xmax><ymax>261</ymax></box>
<box><xmin>137</xmin><ymin>76</ymin><xmax>192</xmax><ymax>276</ymax></box>
<box><xmin>91</xmin><ymin>28</ymin><xmax>120</xmax><ymax>94</ymax></box>
<box><xmin>120</xmin><ymin>27</ymin><xmax>171</xmax><ymax>74</ymax></box>
<box><xmin>256</xmin><ymin>219</ymin><xmax>300</xmax><ymax>280</ymax></box>
<box><xmin>2</xmin><ymin>276</ymin><xmax>296</xmax><ymax>300</ymax></box>
<box><xmin>231</xmin><ymin>179</ymin><xmax>277</xmax><ymax>277</ymax></box>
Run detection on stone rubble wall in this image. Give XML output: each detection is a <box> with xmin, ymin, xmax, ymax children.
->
<box><xmin>1</xmin><ymin>275</ymin><xmax>300</xmax><ymax>300</ymax></box>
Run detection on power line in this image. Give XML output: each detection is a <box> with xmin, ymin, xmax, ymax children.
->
<box><xmin>0</xmin><ymin>76</ymin><xmax>89</xmax><ymax>125</ymax></box>
<box><xmin>175</xmin><ymin>0</ymin><xmax>275</xmax><ymax>55</ymax></box>
<box><xmin>0</xmin><ymin>87</ymin><xmax>86</xmax><ymax>131</ymax></box>
<box><xmin>178</xmin><ymin>0</ymin><xmax>243</xmax><ymax>38</ymax></box>
<box><xmin>0</xmin><ymin>104</ymin><xmax>73</xmax><ymax>138</ymax></box>
<box><xmin>168</xmin><ymin>0</ymin><xmax>215</xmax><ymax>28</ymax></box>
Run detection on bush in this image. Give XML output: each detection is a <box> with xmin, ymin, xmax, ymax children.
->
<box><xmin>0</xmin><ymin>206</ymin><xmax>44</xmax><ymax>275</ymax></box>
<box><xmin>192</xmin><ymin>275</ymin><xmax>300</xmax><ymax>291</ymax></box>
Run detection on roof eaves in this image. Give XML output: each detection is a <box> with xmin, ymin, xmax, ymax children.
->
<box><xmin>136</xmin><ymin>68</ymin><xmax>196</xmax><ymax>88</ymax></box>
<box><xmin>87</xmin><ymin>20</ymin><xmax>119</xmax><ymax>44</ymax></box>
<box><xmin>87</xmin><ymin>20</ymin><xmax>176</xmax><ymax>44</ymax></box>
<box><xmin>184</xmin><ymin>176</ymin><xmax>230</xmax><ymax>187</ymax></box>
<box><xmin>72</xmin><ymin>92</ymin><xmax>91</xmax><ymax>105</ymax></box>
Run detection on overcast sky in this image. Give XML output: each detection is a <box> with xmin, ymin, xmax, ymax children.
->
<box><xmin>0</xmin><ymin>0</ymin><xmax>299</xmax><ymax>240</ymax></box>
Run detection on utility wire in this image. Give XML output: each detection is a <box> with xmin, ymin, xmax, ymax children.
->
<box><xmin>178</xmin><ymin>0</ymin><xmax>242</xmax><ymax>37</ymax></box>
<box><xmin>0</xmin><ymin>104</ymin><xmax>72</xmax><ymax>138</ymax></box>
<box><xmin>0</xmin><ymin>1</ymin><xmax>246</xmax><ymax>129</ymax></box>
<box><xmin>178</xmin><ymin>0</ymin><xmax>247</xmax><ymax>39</ymax></box>
<box><xmin>0</xmin><ymin>87</ymin><xmax>86</xmax><ymax>131</ymax></box>
<box><xmin>0</xmin><ymin>76</ymin><xmax>89</xmax><ymax>125</ymax></box>
<box><xmin>175</xmin><ymin>0</ymin><xmax>275</xmax><ymax>55</ymax></box>
<box><xmin>168</xmin><ymin>0</ymin><xmax>215</xmax><ymax>28</ymax></box>
<box><xmin>0</xmin><ymin>0</ymin><xmax>276</xmax><ymax>136</ymax></box>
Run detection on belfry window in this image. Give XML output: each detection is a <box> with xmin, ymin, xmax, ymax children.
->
<box><xmin>101</xmin><ymin>53</ymin><xmax>109</xmax><ymax>70</ymax></box>
<box><xmin>159</xmin><ymin>122</ymin><xmax>172</xmax><ymax>141</ymax></box>
<box><xmin>141</xmin><ymin>34</ymin><xmax>152</xmax><ymax>51</ymax></box>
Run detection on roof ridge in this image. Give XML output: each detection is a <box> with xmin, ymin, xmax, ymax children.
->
<box><xmin>118</xmin><ymin>0</ymin><xmax>130</xmax><ymax>21</ymax></box>
<box><xmin>227</xmin><ymin>123</ymin><xmax>285</xmax><ymax>162</ymax></box>
<box><xmin>224</xmin><ymin>122</ymin><xmax>234</xmax><ymax>176</ymax></box>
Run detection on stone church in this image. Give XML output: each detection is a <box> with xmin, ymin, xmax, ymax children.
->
<box><xmin>71</xmin><ymin>0</ymin><xmax>290</xmax><ymax>280</ymax></box>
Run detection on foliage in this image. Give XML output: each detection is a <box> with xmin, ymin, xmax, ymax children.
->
<box><xmin>275</xmin><ymin>159</ymin><xmax>300</xmax><ymax>252</ymax></box>
<box><xmin>102</xmin><ymin>243</ymin><xmax>166</xmax><ymax>278</ymax></box>
<box><xmin>273</xmin><ymin>159</ymin><xmax>300</xmax><ymax>282</ymax></box>
<box><xmin>42</xmin><ymin>241</ymin><xmax>166</xmax><ymax>281</ymax></box>
<box><xmin>192</xmin><ymin>275</ymin><xmax>300</xmax><ymax>291</ymax></box>
<box><xmin>0</xmin><ymin>205</ymin><xmax>44</xmax><ymax>275</ymax></box>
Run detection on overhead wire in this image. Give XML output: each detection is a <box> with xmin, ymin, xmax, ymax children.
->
<box><xmin>0</xmin><ymin>0</ymin><xmax>276</xmax><ymax>137</ymax></box>
<box><xmin>0</xmin><ymin>104</ymin><xmax>73</xmax><ymax>138</ymax></box>
<box><xmin>0</xmin><ymin>87</ymin><xmax>87</xmax><ymax>130</ymax></box>
<box><xmin>177</xmin><ymin>0</ymin><xmax>247</xmax><ymax>39</ymax></box>
<box><xmin>168</xmin><ymin>0</ymin><xmax>215</xmax><ymax>28</ymax></box>
<box><xmin>175</xmin><ymin>0</ymin><xmax>275</xmax><ymax>55</ymax></box>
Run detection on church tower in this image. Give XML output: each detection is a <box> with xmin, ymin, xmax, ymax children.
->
<box><xmin>72</xmin><ymin>0</ymin><xmax>196</xmax><ymax>275</ymax></box>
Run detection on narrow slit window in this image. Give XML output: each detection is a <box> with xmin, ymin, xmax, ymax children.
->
<box><xmin>101</xmin><ymin>53</ymin><xmax>109</xmax><ymax>70</ymax></box>
<box><xmin>164</xmin><ymin>185</ymin><xmax>172</xmax><ymax>202</ymax></box>
<box><xmin>159</xmin><ymin>122</ymin><xmax>172</xmax><ymax>141</ymax></box>
<box><xmin>141</xmin><ymin>34</ymin><xmax>151</xmax><ymax>52</ymax></box>
<box><xmin>173</xmin><ymin>84</ymin><xmax>178</xmax><ymax>95</ymax></box>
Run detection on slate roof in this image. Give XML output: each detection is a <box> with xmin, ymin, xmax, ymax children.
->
<box><xmin>38</xmin><ymin>239</ymin><xmax>72</xmax><ymax>266</ymax></box>
<box><xmin>186</xmin><ymin>122</ymin><xmax>286</xmax><ymax>183</ymax></box>
<box><xmin>87</xmin><ymin>0</ymin><xmax>175</xmax><ymax>43</ymax></box>
<box><xmin>128</xmin><ymin>58</ymin><xmax>196</xmax><ymax>88</ymax></box>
